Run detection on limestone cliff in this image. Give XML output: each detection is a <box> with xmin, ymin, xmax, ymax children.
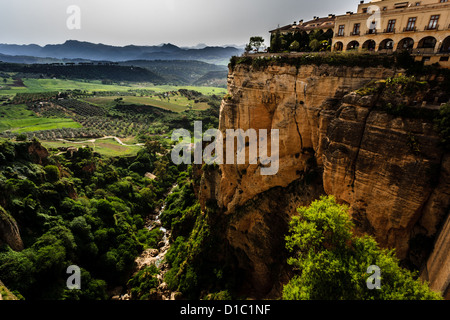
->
<box><xmin>0</xmin><ymin>205</ymin><xmax>23</xmax><ymax>251</ymax></box>
<box><xmin>199</xmin><ymin>61</ymin><xmax>449</xmax><ymax>298</ymax></box>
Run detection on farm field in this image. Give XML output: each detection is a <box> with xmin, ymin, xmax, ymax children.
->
<box><xmin>42</xmin><ymin>137</ymin><xmax>143</xmax><ymax>157</ymax></box>
<box><xmin>83</xmin><ymin>95</ymin><xmax>210</xmax><ymax>113</ymax></box>
<box><xmin>0</xmin><ymin>79</ymin><xmax>136</xmax><ymax>96</ymax></box>
<box><xmin>0</xmin><ymin>104</ymin><xmax>82</xmax><ymax>133</ymax></box>
<box><xmin>0</xmin><ymin>76</ymin><xmax>222</xmax><ymax>157</ymax></box>
<box><xmin>0</xmin><ymin>78</ymin><xmax>228</xmax><ymax>97</ymax></box>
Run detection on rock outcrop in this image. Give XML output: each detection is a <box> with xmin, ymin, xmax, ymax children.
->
<box><xmin>199</xmin><ymin>61</ymin><xmax>449</xmax><ymax>298</ymax></box>
<box><xmin>0</xmin><ymin>205</ymin><xmax>23</xmax><ymax>251</ymax></box>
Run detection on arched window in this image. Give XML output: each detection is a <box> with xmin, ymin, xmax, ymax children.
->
<box><xmin>440</xmin><ymin>36</ymin><xmax>450</xmax><ymax>53</ymax></box>
<box><xmin>362</xmin><ymin>40</ymin><xmax>376</xmax><ymax>51</ymax></box>
<box><xmin>418</xmin><ymin>36</ymin><xmax>437</xmax><ymax>49</ymax></box>
<box><xmin>334</xmin><ymin>41</ymin><xmax>344</xmax><ymax>51</ymax></box>
<box><xmin>379</xmin><ymin>39</ymin><xmax>394</xmax><ymax>50</ymax></box>
<box><xmin>346</xmin><ymin>40</ymin><xmax>360</xmax><ymax>51</ymax></box>
<box><xmin>397</xmin><ymin>38</ymin><xmax>414</xmax><ymax>52</ymax></box>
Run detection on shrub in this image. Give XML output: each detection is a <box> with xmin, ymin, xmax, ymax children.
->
<box><xmin>283</xmin><ymin>196</ymin><xmax>443</xmax><ymax>300</ymax></box>
<box><xmin>44</xmin><ymin>165</ymin><xmax>60</xmax><ymax>182</ymax></box>
<box><xmin>435</xmin><ymin>103</ymin><xmax>450</xmax><ymax>150</ymax></box>
<box><xmin>15</xmin><ymin>134</ymin><xmax>27</xmax><ymax>142</ymax></box>
<box><xmin>127</xmin><ymin>265</ymin><xmax>159</xmax><ymax>300</ymax></box>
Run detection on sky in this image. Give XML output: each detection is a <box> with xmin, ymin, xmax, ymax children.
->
<box><xmin>0</xmin><ymin>0</ymin><xmax>357</xmax><ymax>47</ymax></box>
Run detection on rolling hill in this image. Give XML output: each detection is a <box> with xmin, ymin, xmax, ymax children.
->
<box><xmin>0</xmin><ymin>40</ymin><xmax>243</xmax><ymax>65</ymax></box>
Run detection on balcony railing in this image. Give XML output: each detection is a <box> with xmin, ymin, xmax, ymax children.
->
<box><xmin>383</xmin><ymin>28</ymin><xmax>396</xmax><ymax>34</ymax></box>
<box><xmin>403</xmin><ymin>26</ymin><xmax>417</xmax><ymax>32</ymax></box>
<box><xmin>365</xmin><ymin>29</ymin><xmax>377</xmax><ymax>35</ymax></box>
<box><xmin>336</xmin><ymin>33</ymin><xmax>345</xmax><ymax>37</ymax></box>
<box><xmin>414</xmin><ymin>48</ymin><xmax>436</xmax><ymax>54</ymax></box>
<box><xmin>351</xmin><ymin>31</ymin><xmax>360</xmax><ymax>36</ymax></box>
<box><xmin>424</xmin><ymin>24</ymin><xmax>439</xmax><ymax>31</ymax></box>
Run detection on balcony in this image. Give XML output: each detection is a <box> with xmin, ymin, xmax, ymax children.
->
<box><xmin>414</xmin><ymin>48</ymin><xmax>436</xmax><ymax>55</ymax></box>
<box><xmin>424</xmin><ymin>24</ymin><xmax>439</xmax><ymax>31</ymax></box>
<box><xmin>365</xmin><ymin>29</ymin><xmax>377</xmax><ymax>35</ymax></box>
<box><xmin>403</xmin><ymin>26</ymin><xmax>417</xmax><ymax>32</ymax></box>
<box><xmin>383</xmin><ymin>28</ymin><xmax>396</xmax><ymax>34</ymax></box>
<box><xmin>351</xmin><ymin>31</ymin><xmax>360</xmax><ymax>36</ymax></box>
<box><xmin>336</xmin><ymin>33</ymin><xmax>345</xmax><ymax>37</ymax></box>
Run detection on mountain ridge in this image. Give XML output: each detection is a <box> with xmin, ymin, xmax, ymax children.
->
<box><xmin>0</xmin><ymin>40</ymin><xmax>243</xmax><ymax>65</ymax></box>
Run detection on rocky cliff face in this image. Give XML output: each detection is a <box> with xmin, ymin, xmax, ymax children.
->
<box><xmin>0</xmin><ymin>205</ymin><xmax>24</xmax><ymax>251</ymax></box>
<box><xmin>199</xmin><ymin>62</ymin><xmax>449</xmax><ymax>298</ymax></box>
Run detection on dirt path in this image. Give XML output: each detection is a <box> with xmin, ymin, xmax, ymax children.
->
<box><xmin>56</xmin><ymin>136</ymin><xmax>145</xmax><ymax>147</ymax></box>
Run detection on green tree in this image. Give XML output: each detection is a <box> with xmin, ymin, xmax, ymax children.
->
<box><xmin>436</xmin><ymin>103</ymin><xmax>450</xmax><ymax>150</ymax></box>
<box><xmin>309</xmin><ymin>39</ymin><xmax>321</xmax><ymax>52</ymax></box>
<box><xmin>15</xmin><ymin>134</ymin><xmax>27</xmax><ymax>142</ymax></box>
<box><xmin>44</xmin><ymin>165</ymin><xmax>60</xmax><ymax>182</ymax></box>
<box><xmin>248</xmin><ymin>36</ymin><xmax>265</xmax><ymax>53</ymax></box>
<box><xmin>289</xmin><ymin>41</ymin><xmax>300</xmax><ymax>52</ymax></box>
<box><xmin>270</xmin><ymin>30</ymin><xmax>282</xmax><ymax>53</ymax></box>
<box><xmin>283</xmin><ymin>196</ymin><xmax>442</xmax><ymax>300</ymax></box>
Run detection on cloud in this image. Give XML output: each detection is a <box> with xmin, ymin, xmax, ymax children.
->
<box><xmin>0</xmin><ymin>0</ymin><xmax>357</xmax><ymax>46</ymax></box>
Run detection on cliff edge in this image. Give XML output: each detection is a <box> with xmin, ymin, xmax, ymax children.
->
<box><xmin>199</xmin><ymin>58</ymin><xmax>449</xmax><ymax>298</ymax></box>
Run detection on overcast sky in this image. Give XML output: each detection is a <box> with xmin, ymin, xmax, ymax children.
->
<box><xmin>0</xmin><ymin>0</ymin><xmax>357</xmax><ymax>47</ymax></box>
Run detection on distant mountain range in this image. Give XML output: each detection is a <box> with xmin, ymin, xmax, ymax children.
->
<box><xmin>0</xmin><ymin>40</ymin><xmax>243</xmax><ymax>65</ymax></box>
<box><xmin>0</xmin><ymin>54</ymin><xmax>229</xmax><ymax>86</ymax></box>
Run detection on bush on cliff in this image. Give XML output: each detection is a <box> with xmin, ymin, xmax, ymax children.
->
<box><xmin>436</xmin><ymin>103</ymin><xmax>450</xmax><ymax>150</ymax></box>
<box><xmin>283</xmin><ymin>196</ymin><xmax>442</xmax><ymax>300</ymax></box>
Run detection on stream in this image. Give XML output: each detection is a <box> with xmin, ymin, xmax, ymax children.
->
<box><xmin>126</xmin><ymin>184</ymin><xmax>178</xmax><ymax>300</ymax></box>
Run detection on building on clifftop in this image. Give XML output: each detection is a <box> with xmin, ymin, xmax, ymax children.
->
<box><xmin>331</xmin><ymin>0</ymin><xmax>450</xmax><ymax>66</ymax></box>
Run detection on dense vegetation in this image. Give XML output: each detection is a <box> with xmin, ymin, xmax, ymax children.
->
<box><xmin>283</xmin><ymin>196</ymin><xmax>442</xmax><ymax>300</ymax></box>
<box><xmin>0</xmin><ymin>137</ymin><xmax>184</xmax><ymax>299</ymax></box>
<box><xmin>159</xmin><ymin>169</ymin><xmax>236</xmax><ymax>299</ymax></box>
<box><xmin>0</xmin><ymin>62</ymin><xmax>164</xmax><ymax>84</ymax></box>
<box><xmin>118</xmin><ymin>60</ymin><xmax>228</xmax><ymax>86</ymax></box>
<box><xmin>269</xmin><ymin>29</ymin><xmax>334</xmax><ymax>53</ymax></box>
<box><xmin>435</xmin><ymin>103</ymin><xmax>450</xmax><ymax>150</ymax></box>
<box><xmin>230</xmin><ymin>50</ymin><xmax>449</xmax><ymax>75</ymax></box>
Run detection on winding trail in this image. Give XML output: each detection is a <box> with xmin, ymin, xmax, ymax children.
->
<box><xmin>56</xmin><ymin>136</ymin><xmax>145</xmax><ymax>147</ymax></box>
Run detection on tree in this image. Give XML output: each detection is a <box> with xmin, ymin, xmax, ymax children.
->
<box><xmin>309</xmin><ymin>39</ymin><xmax>321</xmax><ymax>52</ymax></box>
<box><xmin>15</xmin><ymin>134</ymin><xmax>27</xmax><ymax>142</ymax></box>
<box><xmin>289</xmin><ymin>41</ymin><xmax>300</xmax><ymax>52</ymax></box>
<box><xmin>270</xmin><ymin>30</ymin><xmax>282</xmax><ymax>53</ymax></box>
<box><xmin>244</xmin><ymin>43</ymin><xmax>252</xmax><ymax>54</ymax></box>
<box><xmin>248</xmin><ymin>36</ymin><xmax>265</xmax><ymax>53</ymax></box>
<box><xmin>283</xmin><ymin>196</ymin><xmax>442</xmax><ymax>300</ymax></box>
<box><xmin>436</xmin><ymin>103</ymin><xmax>450</xmax><ymax>150</ymax></box>
<box><xmin>44</xmin><ymin>165</ymin><xmax>60</xmax><ymax>182</ymax></box>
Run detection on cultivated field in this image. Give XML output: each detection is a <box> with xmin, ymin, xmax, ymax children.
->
<box><xmin>0</xmin><ymin>104</ymin><xmax>82</xmax><ymax>133</ymax></box>
<box><xmin>0</xmin><ymin>78</ymin><xmax>223</xmax><ymax>157</ymax></box>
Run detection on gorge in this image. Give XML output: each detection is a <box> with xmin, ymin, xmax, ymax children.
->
<box><xmin>197</xmin><ymin>56</ymin><xmax>450</xmax><ymax>299</ymax></box>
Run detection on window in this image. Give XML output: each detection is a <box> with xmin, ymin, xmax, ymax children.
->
<box><xmin>439</xmin><ymin>0</ymin><xmax>448</xmax><ymax>3</ymax></box>
<box><xmin>362</xmin><ymin>8</ymin><xmax>368</xmax><ymax>13</ymax></box>
<box><xmin>427</xmin><ymin>15</ymin><xmax>440</xmax><ymax>30</ymax></box>
<box><xmin>406</xmin><ymin>17</ymin><xmax>416</xmax><ymax>31</ymax></box>
<box><xmin>352</xmin><ymin>23</ymin><xmax>360</xmax><ymax>35</ymax></box>
<box><xmin>368</xmin><ymin>21</ymin><xmax>377</xmax><ymax>33</ymax></box>
<box><xmin>338</xmin><ymin>25</ymin><xmax>345</xmax><ymax>36</ymax></box>
<box><xmin>386</xmin><ymin>19</ymin><xmax>396</xmax><ymax>32</ymax></box>
<box><xmin>440</xmin><ymin>56</ymin><xmax>449</xmax><ymax>62</ymax></box>
<box><xmin>394</xmin><ymin>2</ymin><xmax>409</xmax><ymax>8</ymax></box>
